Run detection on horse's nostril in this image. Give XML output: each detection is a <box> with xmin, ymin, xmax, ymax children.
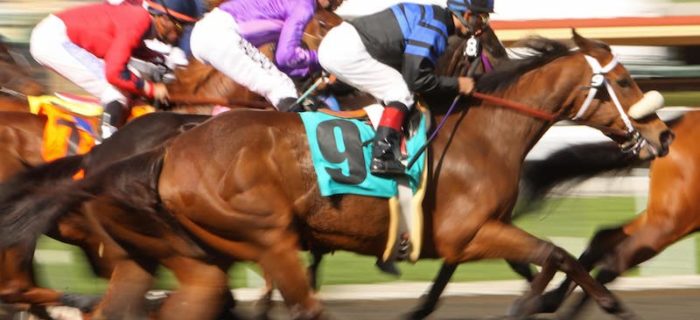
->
<box><xmin>656</xmin><ymin>130</ymin><xmax>675</xmax><ymax>157</ymax></box>
<box><xmin>660</xmin><ymin>130</ymin><xmax>675</xmax><ymax>148</ymax></box>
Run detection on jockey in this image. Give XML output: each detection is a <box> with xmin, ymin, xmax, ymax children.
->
<box><xmin>318</xmin><ymin>0</ymin><xmax>494</xmax><ymax>176</ymax></box>
<box><xmin>189</xmin><ymin>0</ymin><xmax>343</xmax><ymax>112</ymax></box>
<box><xmin>30</xmin><ymin>0</ymin><xmax>199</xmax><ymax>140</ymax></box>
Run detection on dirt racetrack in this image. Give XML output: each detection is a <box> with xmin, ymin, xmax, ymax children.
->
<box><xmin>239</xmin><ymin>288</ymin><xmax>700</xmax><ymax>320</ymax></box>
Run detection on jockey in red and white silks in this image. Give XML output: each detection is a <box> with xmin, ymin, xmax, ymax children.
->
<box><xmin>30</xmin><ymin>0</ymin><xmax>199</xmax><ymax>139</ymax></box>
<box><xmin>189</xmin><ymin>0</ymin><xmax>342</xmax><ymax>112</ymax></box>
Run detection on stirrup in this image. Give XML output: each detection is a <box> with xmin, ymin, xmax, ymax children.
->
<box><xmin>100</xmin><ymin>123</ymin><xmax>117</xmax><ymax>141</ymax></box>
<box><xmin>370</xmin><ymin>158</ymin><xmax>406</xmax><ymax>176</ymax></box>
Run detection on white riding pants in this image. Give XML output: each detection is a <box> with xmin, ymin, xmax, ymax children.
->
<box><xmin>318</xmin><ymin>22</ymin><xmax>414</xmax><ymax>108</ymax></box>
<box><xmin>30</xmin><ymin>15</ymin><xmax>127</xmax><ymax>105</ymax></box>
<box><xmin>190</xmin><ymin>8</ymin><xmax>298</xmax><ymax>108</ymax></box>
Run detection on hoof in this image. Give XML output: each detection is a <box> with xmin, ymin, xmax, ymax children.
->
<box><xmin>507</xmin><ymin>296</ymin><xmax>543</xmax><ymax>320</ymax></box>
<box><xmin>539</xmin><ymin>289</ymin><xmax>565</xmax><ymax>313</ymax></box>
<box><xmin>404</xmin><ymin>308</ymin><xmax>432</xmax><ymax>320</ymax></box>
<box><xmin>375</xmin><ymin>259</ymin><xmax>401</xmax><ymax>276</ymax></box>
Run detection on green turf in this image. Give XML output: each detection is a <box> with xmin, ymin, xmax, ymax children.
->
<box><xmin>664</xmin><ymin>92</ymin><xmax>700</xmax><ymax>107</ymax></box>
<box><xmin>33</xmin><ymin>196</ymin><xmax>698</xmax><ymax>293</ymax></box>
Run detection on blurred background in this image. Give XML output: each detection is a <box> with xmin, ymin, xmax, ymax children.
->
<box><xmin>1</xmin><ymin>0</ymin><xmax>700</xmax><ymax>300</ymax></box>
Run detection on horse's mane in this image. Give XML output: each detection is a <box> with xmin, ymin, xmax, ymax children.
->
<box><xmin>437</xmin><ymin>26</ymin><xmax>509</xmax><ymax>78</ymax></box>
<box><xmin>476</xmin><ymin>37</ymin><xmax>573</xmax><ymax>93</ymax></box>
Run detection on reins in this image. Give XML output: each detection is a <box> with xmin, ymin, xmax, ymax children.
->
<box><xmin>0</xmin><ymin>87</ymin><xmax>271</xmax><ymax>110</ymax></box>
<box><xmin>472</xmin><ymin>92</ymin><xmax>561</xmax><ymax>122</ymax></box>
<box><xmin>167</xmin><ymin>94</ymin><xmax>271</xmax><ymax>109</ymax></box>
<box><xmin>0</xmin><ymin>86</ymin><xmax>27</xmax><ymax>100</ymax></box>
<box><xmin>406</xmin><ymin>91</ymin><xmax>560</xmax><ymax>169</ymax></box>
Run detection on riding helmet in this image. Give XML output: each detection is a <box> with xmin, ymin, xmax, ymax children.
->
<box><xmin>447</xmin><ymin>0</ymin><xmax>495</xmax><ymax>14</ymax></box>
<box><xmin>144</xmin><ymin>0</ymin><xmax>199</xmax><ymax>23</ymax></box>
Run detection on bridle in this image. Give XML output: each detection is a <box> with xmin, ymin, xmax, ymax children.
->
<box><xmin>572</xmin><ymin>54</ymin><xmax>657</xmax><ymax>157</ymax></box>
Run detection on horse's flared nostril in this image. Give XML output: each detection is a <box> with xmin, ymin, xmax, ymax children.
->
<box><xmin>658</xmin><ymin>130</ymin><xmax>675</xmax><ymax>157</ymax></box>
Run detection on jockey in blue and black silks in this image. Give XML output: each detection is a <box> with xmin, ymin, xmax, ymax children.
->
<box><xmin>318</xmin><ymin>0</ymin><xmax>494</xmax><ymax>176</ymax></box>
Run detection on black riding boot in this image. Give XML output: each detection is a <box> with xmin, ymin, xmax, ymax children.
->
<box><xmin>370</xmin><ymin>102</ymin><xmax>409</xmax><ymax>176</ymax></box>
<box><xmin>101</xmin><ymin>100</ymin><xmax>128</xmax><ymax>140</ymax></box>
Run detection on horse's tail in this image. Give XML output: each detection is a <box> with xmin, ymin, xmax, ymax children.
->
<box><xmin>0</xmin><ymin>155</ymin><xmax>84</xmax><ymax>247</ymax></box>
<box><xmin>0</xmin><ymin>148</ymin><xmax>166</xmax><ymax>249</ymax></box>
<box><xmin>515</xmin><ymin>141</ymin><xmax>640</xmax><ymax>218</ymax></box>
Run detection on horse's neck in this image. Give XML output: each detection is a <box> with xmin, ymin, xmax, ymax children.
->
<box><xmin>439</xmin><ymin>57</ymin><xmax>577</xmax><ymax>167</ymax></box>
<box><xmin>0</xmin><ymin>97</ymin><xmax>30</xmax><ymax>113</ymax></box>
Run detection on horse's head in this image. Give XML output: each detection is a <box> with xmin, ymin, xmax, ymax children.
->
<box><xmin>564</xmin><ymin>30</ymin><xmax>672</xmax><ymax>160</ymax></box>
<box><xmin>303</xmin><ymin>9</ymin><xmax>343</xmax><ymax>50</ymax></box>
<box><xmin>0</xmin><ymin>39</ymin><xmax>45</xmax><ymax>97</ymax></box>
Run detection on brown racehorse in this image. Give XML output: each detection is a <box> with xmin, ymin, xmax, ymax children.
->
<box><xmin>509</xmin><ymin>111</ymin><xmax>700</xmax><ymax>318</ymax></box>
<box><xmin>152</xmin><ymin>32</ymin><xmax>672</xmax><ymax>320</ymax></box>
<box><xmin>0</xmin><ymin>31</ymin><xmax>676</xmax><ymax>320</ymax></box>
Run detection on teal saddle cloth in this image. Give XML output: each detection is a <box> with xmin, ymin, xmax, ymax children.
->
<box><xmin>299</xmin><ymin>111</ymin><xmax>427</xmax><ymax>198</ymax></box>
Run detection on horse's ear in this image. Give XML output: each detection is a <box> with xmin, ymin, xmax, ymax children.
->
<box><xmin>571</xmin><ymin>28</ymin><xmax>593</xmax><ymax>52</ymax></box>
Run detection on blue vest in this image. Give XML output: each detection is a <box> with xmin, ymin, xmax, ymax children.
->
<box><xmin>390</xmin><ymin>4</ymin><xmax>449</xmax><ymax>64</ymax></box>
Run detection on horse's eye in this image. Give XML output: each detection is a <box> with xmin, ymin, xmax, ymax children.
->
<box><xmin>617</xmin><ymin>77</ymin><xmax>632</xmax><ymax>88</ymax></box>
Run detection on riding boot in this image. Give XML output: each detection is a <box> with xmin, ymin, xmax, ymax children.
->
<box><xmin>101</xmin><ymin>100</ymin><xmax>128</xmax><ymax>140</ymax></box>
<box><xmin>370</xmin><ymin>102</ymin><xmax>409</xmax><ymax>176</ymax></box>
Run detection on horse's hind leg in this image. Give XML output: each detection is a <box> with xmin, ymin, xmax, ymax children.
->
<box><xmin>157</xmin><ymin>257</ymin><xmax>229</xmax><ymax>320</ymax></box>
<box><xmin>91</xmin><ymin>258</ymin><xmax>156</xmax><ymax>320</ymax></box>
<box><xmin>258</xmin><ymin>239</ymin><xmax>323</xmax><ymax>320</ymax></box>
<box><xmin>560</xmin><ymin>221</ymin><xmax>690</xmax><ymax>319</ymax></box>
<box><xmin>449</xmin><ymin>220</ymin><xmax>635</xmax><ymax>320</ymax></box>
<box><xmin>256</xmin><ymin>250</ymin><xmax>325</xmax><ymax>320</ymax></box>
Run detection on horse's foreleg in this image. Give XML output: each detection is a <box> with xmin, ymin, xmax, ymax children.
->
<box><xmin>157</xmin><ymin>257</ymin><xmax>229</xmax><ymax>320</ymax></box>
<box><xmin>406</xmin><ymin>262</ymin><xmax>457</xmax><ymax>320</ymax></box>
<box><xmin>448</xmin><ymin>220</ymin><xmax>635</xmax><ymax>320</ymax></box>
<box><xmin>537</xmin><ymin>225</ymin><xmax>629</xmax><ymax>314</ymax></box>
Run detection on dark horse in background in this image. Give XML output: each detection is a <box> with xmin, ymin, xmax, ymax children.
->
<box><xmin>0</xmin><ymin>31</ymin><xmax>674</xmax><ymax>320</ymax></box>
<box><xmin>502</xmin><ymin>110</ymin><xmax>700</xmax><ymax>319</ymax></box>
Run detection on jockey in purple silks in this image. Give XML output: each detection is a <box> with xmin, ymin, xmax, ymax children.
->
<box><xmin>190</xmin><ymin>0</ymin><xmax>343</xmax><ymax>112</ymax></box>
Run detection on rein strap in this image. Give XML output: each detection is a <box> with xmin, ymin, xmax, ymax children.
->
<box><xmin>472</xmin><ymin>92</ymin><xmax>558</xmax><ymax>121</ymax></box>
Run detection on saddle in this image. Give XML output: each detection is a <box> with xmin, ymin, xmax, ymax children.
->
<box><xmin>300</xmin><ymin>103</ymin><xmax>430</xmax><ymax>269</ymax></box>
<box><xmin>28</xmin><ymin>93</ymin><xmax>156</xmax><ymax>162</ymax></box>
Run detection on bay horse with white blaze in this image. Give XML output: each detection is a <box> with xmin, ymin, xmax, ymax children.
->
<box><xmin>156</xmin><ymin>31</ymin><xmax>672</xmax><ymax>319</ymax></box>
